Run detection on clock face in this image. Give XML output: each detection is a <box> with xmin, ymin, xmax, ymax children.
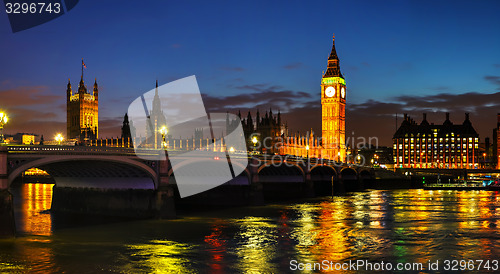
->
<box><xmin>325</xmin><ymin>86</ymin><xmax>335</xmax><ymax>97</ymax></box>
<box><xmin>341</xmin><ymin>87</ymin><xmax>345</xmax><ymax>98</ymax></box>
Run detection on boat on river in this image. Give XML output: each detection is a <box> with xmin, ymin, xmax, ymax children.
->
<box><xmin>423</xmin><ymin>179</ymin><xmax>489</xmax><ymax>190</ymax></box>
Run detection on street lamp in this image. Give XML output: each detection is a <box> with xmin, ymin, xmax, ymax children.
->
<box><xmin>55</xmin><ymin>133</ymin><xmax>64</xmax><ymax>145</ymax></box>
<box><xmin>0</xmin><ymin>112</ymin><xmax>8</xmax><ymax>144</ymax></box>
<box><xmin>306</xmin><ymin>145</ymin><xmax>310</xmax><ymax>160</ymax></box>
<box><xmin>252</xmin><ymin>136</ymin><xmax>258</xmax><ymax>153</ymax></box>
<box><xmin>160</xmin><ymin>126</ymin><xmax>168</xmax><ymax>148</ymax></box>
<box><xmin>229</xmin><ymin>146</ymin><xmax>235</xmax><ymax>153</ymax></box>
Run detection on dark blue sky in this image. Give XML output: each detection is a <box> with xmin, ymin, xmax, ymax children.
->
<box><xmin>1</xmin><ymin>0</ymin><xmax>500</xmax><ymax>145</ymax></box>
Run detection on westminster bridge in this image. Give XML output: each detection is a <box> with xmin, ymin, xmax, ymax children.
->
<box><xmin>0</xmin><ymin>144</ymin><xmax>376</xmax><ymax>237</ymax></box>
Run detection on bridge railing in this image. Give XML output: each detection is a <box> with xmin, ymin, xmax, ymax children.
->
<box><xmin>6</xmin><ymin>145</ymin><xmax>138</xmax><ymax>155</ymax></box>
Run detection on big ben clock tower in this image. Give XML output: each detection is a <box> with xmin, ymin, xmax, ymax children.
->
<box><xmin>321</xmin><ymin>34</ymin><xmax>346</xmax><ymax>161</ymax></box>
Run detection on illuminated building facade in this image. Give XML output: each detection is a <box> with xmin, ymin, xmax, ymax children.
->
<box><xmin>321</xmin><ymin>34</ymin><xmax>346</xmax><ymax>161</ymax></box>
<box><xmin>66</xmin><ymin>76</ymin><xmax>98</xmax><ymax>142</ymax></box>
<box><xmin>493</xmin><ymin>114</ymin><xmax>500</xmax><ymax>169</ymax></box>
<box><xmin>227</xmin><ymin>110</ymin><xmax>287</xmax><ymax>154</ymax></box>
<box><xmin>393</xmin><ymin>113</ymin><xmax>479</xmax><ymax>169</ymax></box>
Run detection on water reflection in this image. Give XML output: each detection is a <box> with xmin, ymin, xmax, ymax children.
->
<box><xmin>13</xmin><ymin>183</ymin><xmax>54</xmax><ymax>236</ymax></box>
<box><xmin>204</xmin><ymin>219</ymin><xmax>228</xmax><ymax>273</ymax></box>
<box><xmin>124</xmin><ymin>240</ymin><xmax>196</xmax><ymax>273</ymax></box>
<box><xmin>233</xmin><ymin>216</ymin><xmax>279</xmax><ymax>273</ymax></box>
<box><xmin>3</xmin><ymin>189</ymin><xmax>500</xmax><ymax>272</ymax></box>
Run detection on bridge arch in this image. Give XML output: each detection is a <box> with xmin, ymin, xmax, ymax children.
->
<box><xmin>310</xmin><ymin>165</ymin><xmax>337</xmax><ymax>196</ymax></box>
<box><xmin>310</xmin><ymin>165</ymin><xmax>337</xmax><ymax>176</ymax></box>
<box><xmin>340</xmin><ymin>167</ymin><xmax>358</xmax><ymax>177</ymax></box>
<box><xmin>8</xmin><ymin>155</ymin><xmax>158</xmax><ymax>189</ymax></box>
<box><xmin>359</xmin><ymin>169</ymin><xmax>372</xmax><ymax>178</ymax></box>
<box><xmin>257</xmin><ymin>161</ymin><xmax>305</xmax><ymax>176</ymax></box>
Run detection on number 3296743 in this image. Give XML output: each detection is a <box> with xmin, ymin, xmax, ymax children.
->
<box><xmin>5</xmin><ymin>2</ymin><xmax>61</xmax><ymax>14</ymax></box>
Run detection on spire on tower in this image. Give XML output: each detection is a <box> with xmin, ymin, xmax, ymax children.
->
<box><xmin>155</xmin><ymin>80</ymin><xmax>159</xmax><ymax>96</ymax></box>
<box><xmin>323</xmin><ymin>33</ymin><xmax>343</xmax><ymax>79</ymax></box>
<box><xmin>67</xmin><ymin>78</ymin><xmax>72</xmax><ymax>97</ymax></box>
<box><xmin>329</xmin><ymin>33</ymin><xmax>338</xmax><ymax>60</ymax></box>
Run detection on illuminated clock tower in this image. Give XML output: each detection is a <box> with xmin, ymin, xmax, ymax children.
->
<box><xmin>321</xmin><ymin>34</ymin><xmax>346</xmax><ymax>161</ymax></box>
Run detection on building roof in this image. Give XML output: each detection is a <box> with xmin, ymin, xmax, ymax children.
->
<box><xmin>393</xmin><ymin>113</ymin><xmax>478</xmax><ymax>138</ymax></box>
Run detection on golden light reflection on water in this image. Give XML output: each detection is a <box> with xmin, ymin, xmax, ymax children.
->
<box><xmin>124</xmin><ymin>240</ymin><xmax>196</xmax><ymax>274</ymax></box>
<box><xmin>19</xmin><ymin>183</ymin><xmax>54</xmax><ymax>236</ymax></box>
<box><xmin>4</xmin><ymin>183</ymin><xmax>57</xmax><ymax>272</ymax></box>
<box><xmin>233</xmin><ymin>216</ymin><xmax>279</xmax><ymax>273</ymax></box>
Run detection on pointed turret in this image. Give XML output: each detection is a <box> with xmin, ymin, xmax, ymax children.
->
<box><xmin>67</xmin><ymin>79</ymin><xmax>72</xmax><ymax>99</ymax></box>
<box><xmin>323</xmin><ymin>34</ymin><xmax>344</xmax><ymax>79</ymax></box>
<box><xmin>93</xmin><ymin>78</ymin><xmax>98</xmax><ymax>101</ymax></box>
<box><xmin>443</xmin><ymin>113</ymin><xmax>453</xmax><ymax>126</ymax></box>
<box><xmin>247</xmin><ymin>111</ymin><xmax>253</xmax><ymax>131</ymax></box>
<box><xmin>121</xmin><ymin>113</ymin><xmax>132</xmax><ymax>140</ymax></box>
<box><xmin>78</xmin><ymin>76</ymin><xmax>86</xmax><ymax>94</ymax></box>
<box><xmin>420</xmin><ymin>113</ymin><xmax>430</xmax><ymax>126</ymax></box>
<box><xmin>256</xmin><ymin>110</ymin><xmax>260</xmax><ymax>129</ymax></box>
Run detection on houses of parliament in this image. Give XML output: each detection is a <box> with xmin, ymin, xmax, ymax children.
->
<box><xmin>66</xmin><ymin>73</ymin><xmax>98</xmax><ymax>143</ymax></box>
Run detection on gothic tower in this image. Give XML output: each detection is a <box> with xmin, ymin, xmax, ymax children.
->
<box><xmin>321</xmin><ymin>34</ymin><xmax>346</xmax><ymax>161</ymax></box>
<box><xmin>146</xmin><ymin>80</ymin><xmax>167</xmax><ymax>148</ymax></box>
<box><xmin>66</xmin><ymin>64</ymin><xmax>99</xmax><ymax>142</ymax></box>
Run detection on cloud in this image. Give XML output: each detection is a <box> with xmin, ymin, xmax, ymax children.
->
<box><xmin>0</xmin><ymin>85</ymin><xmax>66</xmax><ymax>137</ymax></box>
<box><xmin>485</xmin><ymin>76</ymin><xmax>500</xmax><ymax>89</ymax></box>
<box><xmin>0</xmin><ymin>86</ymin><xmax>62</xmax><ymax>106</ymax></box>
<box><xmin>220</xmin><ymin>66</ymin><xmax>245</xmax><ymax>72</ymax></box>
<box><xmin>429</xmin><ymin>86</ymin><xmax>450</xmax><ymax>91</ymax></box>
<box><xmin>283</xmin><ymin>62</ymin><xmax>303</xmax><ymax>70</ymax></box>
<box><xmin>203</xmin><ymin>84</ymin><xmax>313</xmax><ymax>114</ymax></box>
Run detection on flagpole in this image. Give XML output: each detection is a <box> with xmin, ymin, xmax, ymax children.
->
<box><xmin>81</xmin><ymin>58</ymin><xmax>84</xmax><ymax>80</ymax></box>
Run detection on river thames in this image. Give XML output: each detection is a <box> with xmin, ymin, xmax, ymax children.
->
<box><xmin>1</xmin><ymin>184</ymin><xmax>500</xmax><ymax>273</ymax></box>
